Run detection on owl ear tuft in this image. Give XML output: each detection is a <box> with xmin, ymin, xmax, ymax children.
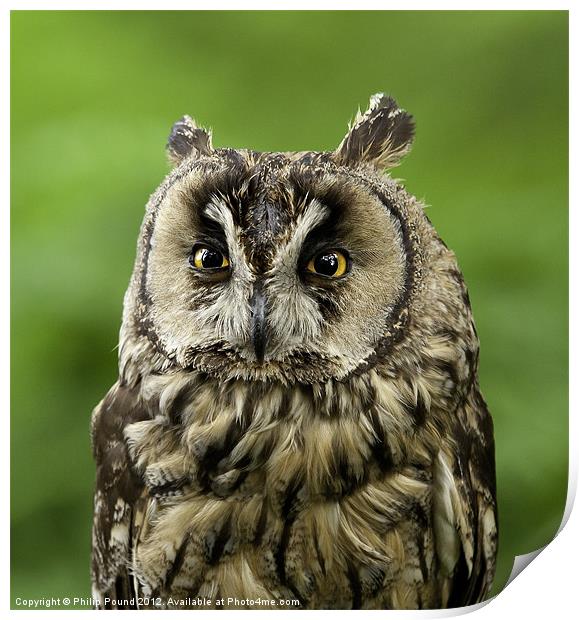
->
<box><xmin>166</xmin><ymin>115</ymin><xmax>213</xmax><ymax>166</ymax></box>
<box><xmin>335</xmin><ymin>93</ymin><xmax>415</xmax><ymax>169</ymax></box>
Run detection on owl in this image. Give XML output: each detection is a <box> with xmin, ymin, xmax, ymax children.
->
<box><xmin>90</xmin><ymin>94</ymin><xmax>497</xmax><ymax>610</ymax></box>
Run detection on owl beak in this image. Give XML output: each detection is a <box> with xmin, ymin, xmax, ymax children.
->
<box><xmin>250</xmin><ymin>281</ymin><xmax>268</xmax><ymax>363</ymax></box>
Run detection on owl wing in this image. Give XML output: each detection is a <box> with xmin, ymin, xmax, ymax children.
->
<box><xmin>90</xmin><ymin>381</ymin><xmax>149</xmax><ymax>609</ymax></box>
<box><xmin>436</xmin><ymin>381</ymin><xmax>498</xmax><ymax>608</ymax></box>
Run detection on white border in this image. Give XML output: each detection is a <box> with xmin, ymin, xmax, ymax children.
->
<box><xmin>1</xmin><ymin>2</ymin><xmax>575</xmax><ymax>9</ymax></box>
<box><xmin>3</xmin><ymin>1</ymin><xmax>10</xmax><ymax>617</ymax></box>
<box><xmin>4</xmin><ymin>3</ymin><xmax>573</xmax><ymax>617</ymax></box>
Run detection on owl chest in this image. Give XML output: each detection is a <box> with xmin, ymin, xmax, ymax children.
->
<box><xmin>128</xmin><ymin>378</ymin><xmax>441</xmax><ymax>608</ymax></box>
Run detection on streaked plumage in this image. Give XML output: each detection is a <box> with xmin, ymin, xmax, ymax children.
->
<box><xmin>91</xmin><ymin>94</ymin><xmax>497</xmax><ymax>609</ymax></box>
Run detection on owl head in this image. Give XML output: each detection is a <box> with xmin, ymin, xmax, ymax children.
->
<box><xmin>124</xmin><ymin>94</ymin><xmax>432</xmax><ymax>384</ymax></box>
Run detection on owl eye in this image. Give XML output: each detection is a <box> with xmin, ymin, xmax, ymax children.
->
<box><xmin>189</xmin><ymin>244</ymin><xmax>230</xmax><ymax>270</ymax></box>
<box><xmin>306</xmin><ymin>250</ymin><xmax>349</xmax><ymax>278</ymax></box>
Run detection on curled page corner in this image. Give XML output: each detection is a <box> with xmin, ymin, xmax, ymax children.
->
<box><xmin>505</xmin><ymin>545</ymin><xmax>547</xmax><ymax>588</ymax></box>
<box><xmin>499</xmin><ymin>466</ymin><xmax>576</xmax><ymax>594</ymax></box>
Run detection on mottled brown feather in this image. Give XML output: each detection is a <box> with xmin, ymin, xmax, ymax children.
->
<box><xmin>91</xmin><ymin>94</ymin><xmax>497</xmax><ymax>610</ymax></box>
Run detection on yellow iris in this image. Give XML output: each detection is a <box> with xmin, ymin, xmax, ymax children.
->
<box><xmin>193</xmin><ymin>246</ymin><xmax>229</xmax><ymax>269</ymax></box>
<box><xmin>306</xmin><ymin>250</ymin><xmax>348</xmax><ymax>278</ymax></box>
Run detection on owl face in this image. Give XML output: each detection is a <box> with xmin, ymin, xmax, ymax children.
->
<box><xmin>134</xmin><ymin>95</ymin><xmax>417</xmax><ymax>383</ymax></box>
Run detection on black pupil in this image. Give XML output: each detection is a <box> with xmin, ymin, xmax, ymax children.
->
<box><xmin>314</xmin><ymin>253</ymin><xmax>338</xmax><ymax>276</ymax></box>
<box><xmin>200</xmin><ymin>248</ymin><xmax>223</xmax><ymax>268</ymax></box>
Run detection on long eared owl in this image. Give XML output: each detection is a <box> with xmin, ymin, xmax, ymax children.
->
<box><xmin>91</xmin><ymin>94</ymin><xmax>497</xmax><ymax>609</ymax></box>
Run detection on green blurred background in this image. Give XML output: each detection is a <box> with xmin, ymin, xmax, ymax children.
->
<box><xmin>11</xmin><ymin>11</ymin><xmax>568</xmax><ymax>609</ymax></box>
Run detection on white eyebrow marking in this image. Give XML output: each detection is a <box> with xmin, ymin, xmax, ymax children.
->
<box><xmin>274</xmin><ymin>198</ymin><xmax>329</xmax><ymax>267</ymax></box>
<box><xmin>203</xmin><ymin>198</ymin><xmax>253</xmax><ymax>282</ymax></box>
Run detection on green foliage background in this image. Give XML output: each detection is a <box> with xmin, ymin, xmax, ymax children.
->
<box><xmin>11</xmin><ymin>11</ymin><xmax>568</xmax><ymax>609</ymax></box>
